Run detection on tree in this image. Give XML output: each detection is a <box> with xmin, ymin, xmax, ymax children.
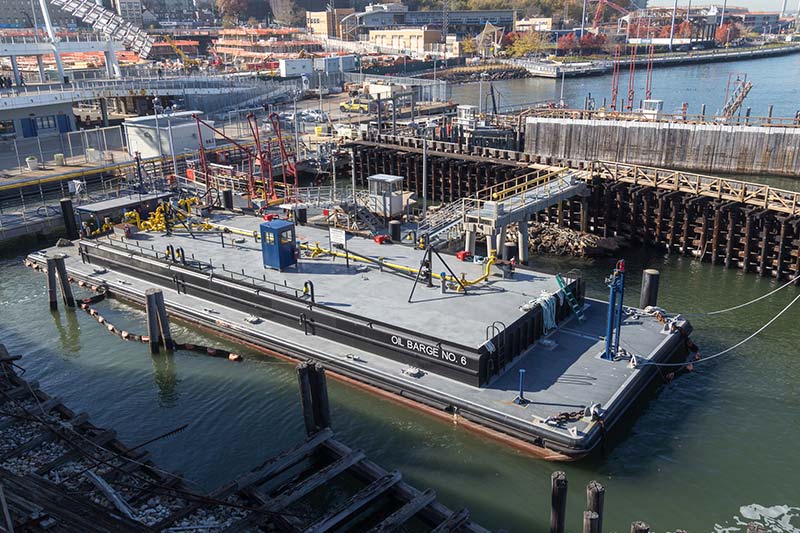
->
<box><xmin>677</xmin><ymin>20</ymin><xmax>693</xmax><ymax>38</ymax></box>
<box><xmin>509</xmin><ymin>31</ymin><xmax>547</xmax><ymax>57</ymax></box>
<box><xmin>461</xmin><ymin>37</ymin><xmax>477</xmax><ymax>56</ymax></box>
<box><xmin>270</xmin><ymin>0</ymin><xmax>303</xmax><ymax>25</ymax></box>
<box><xmin>715</xmin><ymin>23</ymin><xmax>740</xmax><ymax>44</ymax></box>
<box><xmin>557</xmin><ymin>32</ymin><xmax>578</xmax><ymax>55</ymax></box>
<box><xmin>216</xmin><ymin>0</ymin><xmax>247</xmax><ymax>19</ymax></box>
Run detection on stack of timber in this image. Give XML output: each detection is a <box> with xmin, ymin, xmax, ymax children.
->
<box><xmin>0</xmin><ymin>347</ymin><xmax>487</xmax><ymax>532</ymax></box>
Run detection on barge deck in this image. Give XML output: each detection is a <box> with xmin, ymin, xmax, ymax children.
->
<box><xmin>26</xmin><ymin>214</ymin><xmax>692</xmax><ymax>459</ymax></box>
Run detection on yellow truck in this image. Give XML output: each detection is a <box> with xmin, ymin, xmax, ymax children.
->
<box><xmin>339</xmin><ymin>98</ymin><xmax>370</xmax><ymax>114</ymax></box>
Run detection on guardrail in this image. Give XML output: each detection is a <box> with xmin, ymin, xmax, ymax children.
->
<box><xmin>592</xmin><ymin>160</ymin><xmax>800</xmax><ymax>216</ymax></box>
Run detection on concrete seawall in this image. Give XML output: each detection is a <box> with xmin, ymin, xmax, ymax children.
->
<box><xmin>524</xmin><ymin>118</ymin><xmax>800</xmax><ymax>176</ymax></box>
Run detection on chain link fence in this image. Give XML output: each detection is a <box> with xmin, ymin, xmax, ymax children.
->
<box><xmin>0</xmin><ymin>126</ymin><xmax>129</xmax><ymax>177</ymax></box>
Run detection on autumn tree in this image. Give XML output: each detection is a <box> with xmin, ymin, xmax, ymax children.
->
<box><xmin>508</xmin><ymin>31</ymin><xmax>547</xmax><ymax>57</ymax></box>
<box><xmin>677</xmin><ymin>20</ymin><xmax>693</xmax><ymax>38</ymax></box>
<box><xmin>715</xmin><ymin>23</ymin><xmax>740</xmax><ymax>44</ymax></box>
<box><xmin>557</xmin><ymin>32</ymin><xmax>578</xmax><ymax>55</ymax></box>
<box><xmin>216</xmin><ymin>0</ymin><xmax>247</xmax><ymax>19</ymax></box>
<box><xmin>461</xmin><ymin>37</ymin><xmax>477</xmax><ymax>56</ymax></box>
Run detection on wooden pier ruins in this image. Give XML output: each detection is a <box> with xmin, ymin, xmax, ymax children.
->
<box><xmin>350</xmin><ymin>136</ymin><xmax>800</xmax><ymax>281</ymax></box>
<box><xmin>0</xmin><ymin>347</ymin><xmax>488</xmax><ymax>532</ymax></box>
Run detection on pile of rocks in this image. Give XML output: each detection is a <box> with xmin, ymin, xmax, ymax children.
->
<box><xmin>173</xmin><ymin>495</ymin><xmax>251</xmax><ymax>531</ymax></box>
<box><xmin>525</xmin><ymin>222</ymin><xmax>619</xmax><ymax>257</ymax></box>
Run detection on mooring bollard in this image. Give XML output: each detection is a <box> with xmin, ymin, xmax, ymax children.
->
<box><xmin>583</xmin><ymin>511</ymin><xmax>600</xmax><ymax>533</ymax></box>
<box><xmin>550</xmin><ymin>471</ymin><xmax>568</xmax><ymax>533</ymax></box>
<box><xmin>630</xmin><ymin>521</ymin><xmax>650</xmax><ymax>533</ymax></box>
<box><xmin>639</xmin><ymin>269</ymin><xmax>660</xmax><ymax>309</ymax></box>
<box><xmin>440</xmin><ymin>272</ymin><xmax>447</xmax><ymax>294</ymax></box>
<box><xmin>586</xmin><ymin>480</ymin><xmax>605</xmax><ymax>533</ymax></box>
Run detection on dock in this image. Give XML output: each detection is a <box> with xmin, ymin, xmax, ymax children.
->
<box><xmin>26</xmin><ymin>206</ymin><xmax>693</xmax><ymax>459</ymax></box>
<box><xmin>0</xmin><ymin>346</ymin><xmax>489</xmax><ymax>531</ymax></box>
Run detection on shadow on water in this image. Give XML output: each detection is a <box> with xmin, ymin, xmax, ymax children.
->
<box><xmin>52</xmin><ymin>309</ymin><xmax>81</xmax><ymax>354</ymax></box>
<box><xmin>151</xmin><ymin>351</ymin><xmax>179</xmax><ymax>407</ymax></box>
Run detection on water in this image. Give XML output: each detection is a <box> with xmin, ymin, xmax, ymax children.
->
<box><xmin>450</xmin><ymin>52</ymin><xmax>800</xmax><ymax>119</ymax></box>
<box><xmin>1</xmin><ymin>58</ymin><xmax>799</xmax><ymax>531</ymax></box>
<box><xmin>2</xmin><ymin>242</ymin><xmax>798</xmax><ymax>531</ymax></box>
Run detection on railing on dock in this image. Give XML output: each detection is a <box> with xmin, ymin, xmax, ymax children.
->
<box><xmin>593</xmin><ymin>161</ymin><xmax>800</xmax><ymax>217</ymax></box>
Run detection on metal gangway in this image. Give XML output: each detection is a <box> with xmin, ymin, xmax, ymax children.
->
<box><xmin>418</xmin><ymin>167</ymin><xmax>589</xmax><ymax>247</ymax></box>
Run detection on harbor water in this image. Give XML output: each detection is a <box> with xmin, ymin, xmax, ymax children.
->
<box><xmin>1</xmin><ymin>56</ymin><xmax>799</xmax><ymax>531</ymax></box>
<box><xmin>450</xmin><ymin>52</ymin><xmax>800</xmax><ymax>120</ymax></box>
<box><xmin>1</xmin><ymin>242</ymin><xmax>797</xmax><ymax>532</ymax></box>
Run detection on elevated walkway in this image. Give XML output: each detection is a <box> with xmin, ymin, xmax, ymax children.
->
<box><xmin>419</xmin><ymin>167</ymin><xmax>589</xmax><ymax>247</ymax></box>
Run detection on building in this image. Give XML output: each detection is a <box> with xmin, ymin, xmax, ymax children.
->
<box><xmin>123</xmin><ymin>111</ymin><xmax>215</xmax><ymax>159</ymax></box>
<box><xmin>214</xmin><ymin>28</ymin><xmax>322</xmax><ymax>63</ymax></box>
<box><xmin>306</xmin><ymin>8</ymin><xmax>355</xmax><ymax>39</ymax></box>
<box><xmin>111</xmin><ymin>0</ymin><xmax>144</xmax><ymax>27</ymax></box>
<box><xmin>730</xmin><ymin>11</ymin><xmax>781</xmax><ymax>31</ymax></box>
<box><xmin>516</xmin><ymin>17</ymin><xmax>554</xmax><ymax>32</ymax></box>
<box><xmin>340</xmin><ymin>3</ymin><xmax>515</xmax><ymax>41</ymax></box>
<box><xmin>0</xmin><ymin>0</ymin><xmax>78</xmax><ymax>29</ymax></box>
<box><xmin>368</xmin><ymin>28</ymin><xmax>441</xmax><ymax>54</ymax></box>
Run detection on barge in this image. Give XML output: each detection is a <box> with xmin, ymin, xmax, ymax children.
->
<box><xmin>26</xmin><ymin>207</ymin><xmax>693</xmax><ymax>460</ymax></box>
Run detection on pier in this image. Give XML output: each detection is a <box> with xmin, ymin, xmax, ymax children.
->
<box><xmin>0</xmin><ymin>346</ymin><xmax>489</xmax><ymax>531</ymax></box>
<box><xmin>350</xmin><ymin>137</ymin><xmax>800</xmax><ymax>281</ymax></box>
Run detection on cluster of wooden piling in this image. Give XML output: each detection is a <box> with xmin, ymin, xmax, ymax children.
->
<box><xmin>352</xmin><ymin>138</ymin><xmax>800</xmax><ymax>280</ymax></box>
<box><xmin>27</xmin><ymin>257</ymin><xmax>245</xmax><ymax>361</ymax></box>
<box><xmin>352</xmin><ymin>142</ymin><xmax>532</xmax><ymax>204</ymax></box>
<box><xmin>547</xmin><ymin>470</ymin><xmax>768</xmax><ymax>533</ymax></box>
<box><xmin>539</xmin><ymin>181</ymin><xmax>800</xmax><ymax>281</ymax></box>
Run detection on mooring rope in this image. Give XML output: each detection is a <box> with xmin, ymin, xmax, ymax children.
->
<box><xmin>637</xmin><ymin>291</ymin><xmax>800</xmax><ymax>368</ymax></box>
<box><xmin>681</xmin><ymin>274</ymin><xmax>799</xmax><ymax>316</ymax></box>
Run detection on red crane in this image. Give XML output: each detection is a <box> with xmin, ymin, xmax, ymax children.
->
<box><xmin>592</xmin><ymin>0</ymin><xmax>630</xmax><ymax>29</ymax></box>
<box><xmin>644</xmin><ymin>44</ymin><xmax>655</xmax><ymax>100</ymax></box>
<box><xmin>610</xmin><ymin>45</ymin><xmax>621</xmax><ymax>111</ymax></box>
<box><xmin>268</xmin><ymin>112</ymin><xmax>299</xmax><ymax>199</ymax></box>
<box><xmin>626</xmin><ymin>45</ymin><xmax>637</xmax><ymax>111</ymax></box>
<box><xmin>245</xmin><ymin>113</ymin><xmax>276</xmax><ymax>202</ymax></box>
<box><xmin>192</xmin><ymin>114</ymin><xmax>259</xmax><ymax>205</ymax></box>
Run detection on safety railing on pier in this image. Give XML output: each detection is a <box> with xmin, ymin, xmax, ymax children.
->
<box><xmin>593</xmin><ymin>161</ymin><xmax>800</xmax><ymax>216</ymax></box>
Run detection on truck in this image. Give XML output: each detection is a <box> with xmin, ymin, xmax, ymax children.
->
<box><xmin>339</xmin><ymin>98</ymin><xmax>370</xmax><ymax>114</ymax></box>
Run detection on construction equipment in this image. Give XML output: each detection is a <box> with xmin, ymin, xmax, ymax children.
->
<box><xmin>163</xmin><ymin>36</ymin><xmax>199</xmax><ymax>71</ymax></box>
<box><xmin>720</xmin><ymin>72</ymin><xmax>753</xmax><ymax>122</ymax></box>
<box><xmin>268</xmin><ymin>112</ymin><xmax>299</xmax><ymax>197</ymax></box>
<box><xmin>591</xmin><ymin>0</ymin><xmax>630</xmax><ymax>29</ymax></box>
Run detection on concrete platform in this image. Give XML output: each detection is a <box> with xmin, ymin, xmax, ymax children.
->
<box><xmin>27</xmin><ymin>212</ymin><xmax>692</xmax><ymax>459</ymax></box>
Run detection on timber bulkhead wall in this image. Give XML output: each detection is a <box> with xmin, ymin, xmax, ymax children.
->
<box><xmin>524</xmin><ymin>118</ymin><xmax>800</xmax><ymax>177</ymax></box>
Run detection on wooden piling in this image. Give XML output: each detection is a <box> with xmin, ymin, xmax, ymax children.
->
<box><xmin>550</xmin><ymin>471</ymin><xmax>567</xmax><ymax>533</ymax></box>
<box><xmin>53</xmin><ymin>255</ymin><xmax>74</xmax><ymax>308</ymax></box>
<box><xmin>585</xmin><ymin>480</ymin><xmax>605</xmax><ymax>533</ymax></box>
<box><xmin>583</xmin><ymin>511</ymin><xmax>600</xmax><ymax>533</ymax></box>
<box><xmin>630</xmin><ymin>521</ymin><xmax>650</xmax><ymax>533</ymax></box>
<box><xmin>742</xmin><ymin>213</ymin><xmax>754</xmax><ymax>273</ymax></box>
<box><xmin>46</xmin><ymin>258</ymin><xmax>58</xmax><ymax>311</ymax></box>
<box><xmin>297</xmin><ymin>362</ymin><xmax>317</xmax><ymax>436</ymax></box>
<box><xmin>145</xmin><ymin>290</ymin><xmax>161</xmax><ymax>355</ymax></box>
<box><xmin>153</xmin><ymin>290</ymin><xmax>173</xmax><ymax>351</ymax></box>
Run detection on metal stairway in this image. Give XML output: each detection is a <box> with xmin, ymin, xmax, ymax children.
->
<box><xmin>555</xmin><ymin>274</ymin><xmax>585</xmax><ymax>323</ymax></box>
<box><xmin>417</xmin><ymin>198</ymin><xmax>475</xmax><ymax>244</ymax></box>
